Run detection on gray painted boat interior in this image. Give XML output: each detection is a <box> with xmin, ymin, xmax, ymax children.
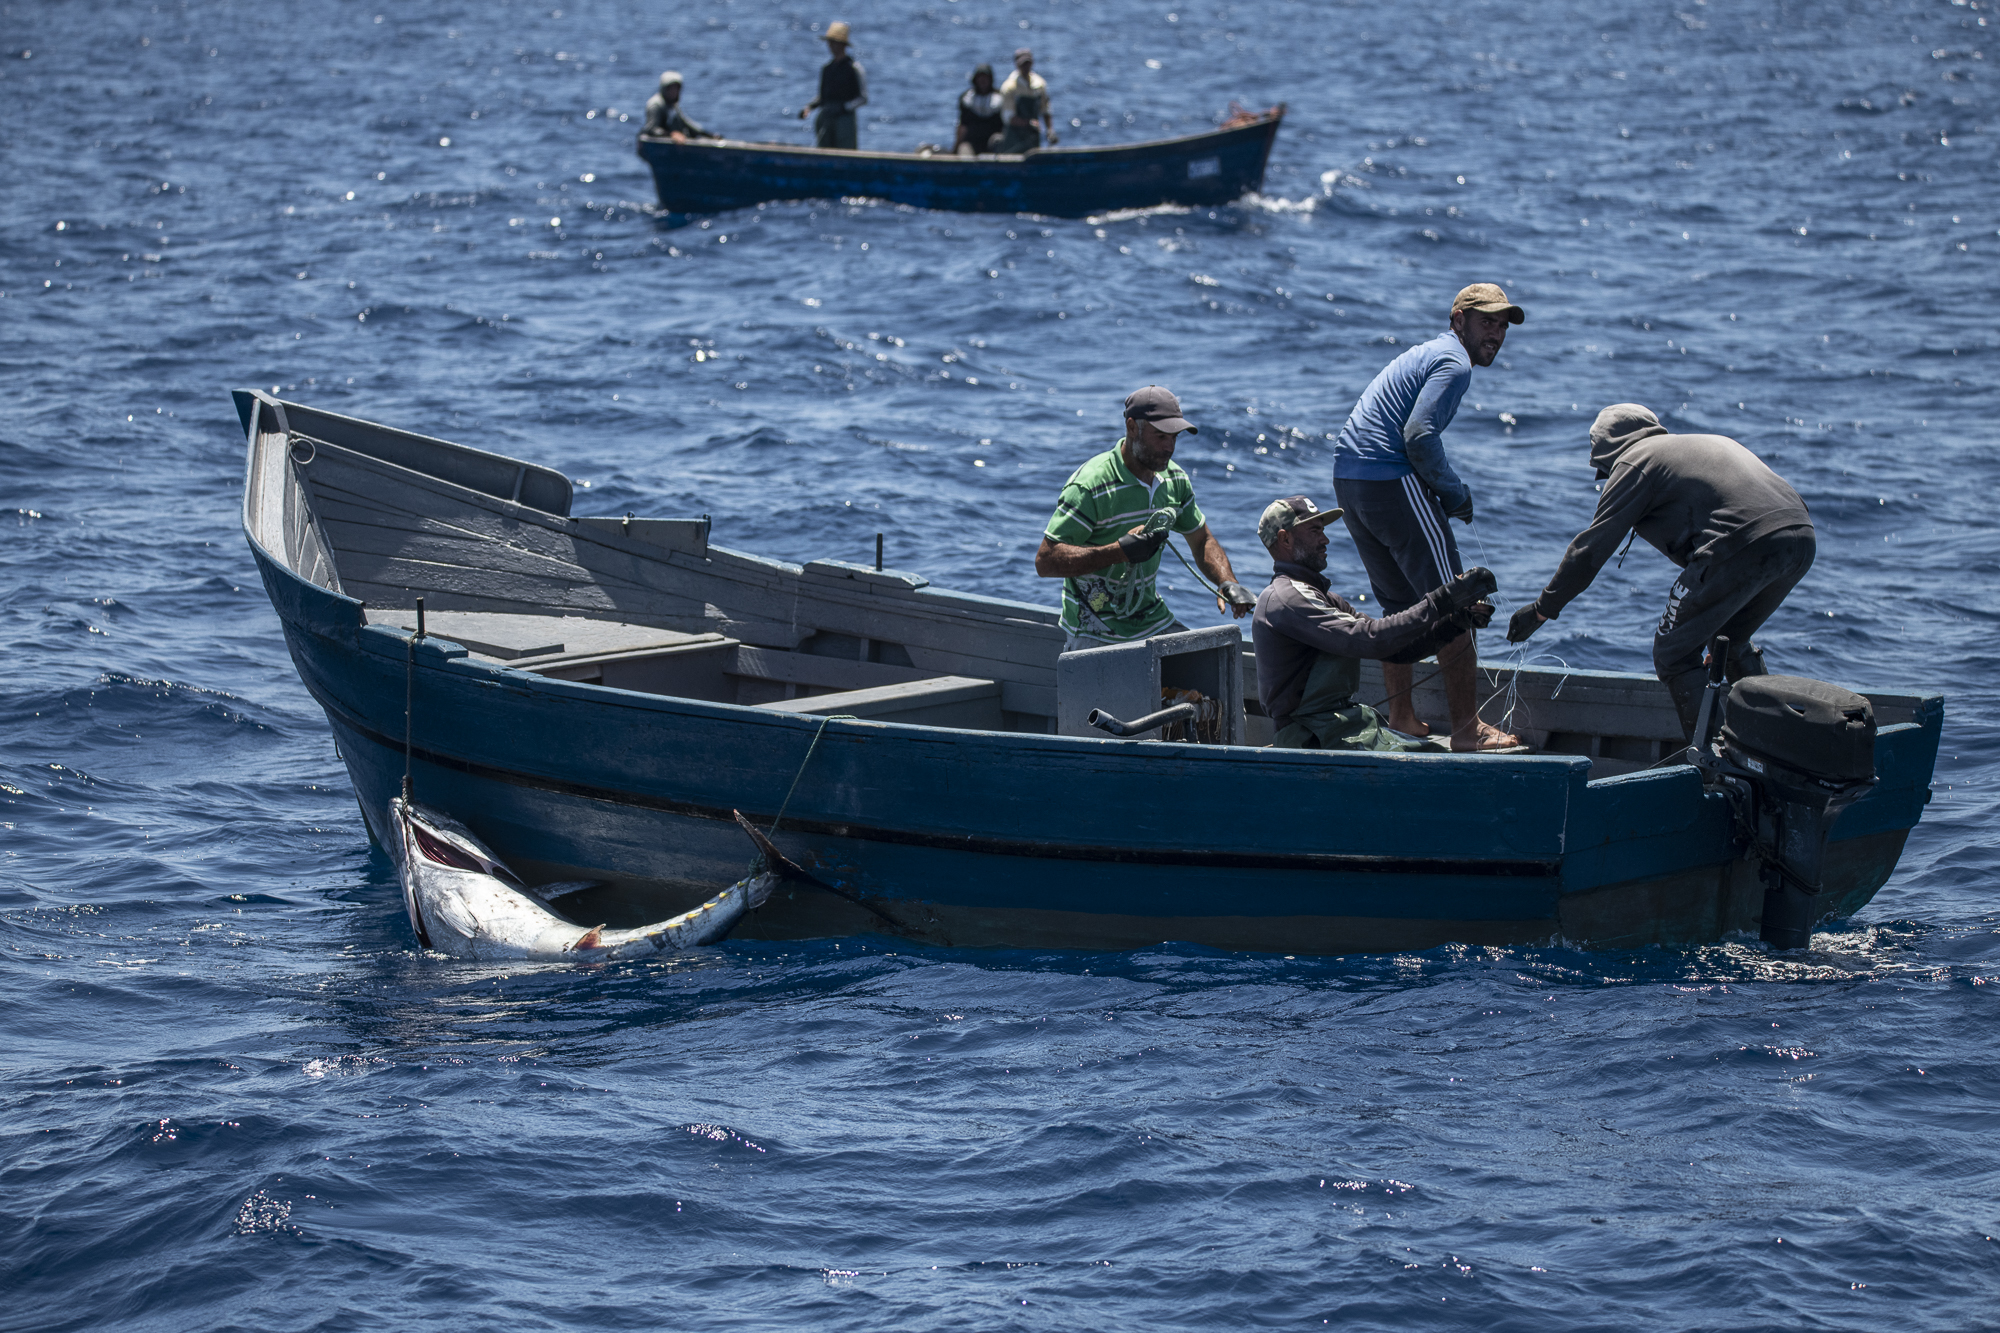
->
<box><xmin>241</xmin><ymin>392</ymin><xmax>1926</xmax><ymax>775</ymax></box>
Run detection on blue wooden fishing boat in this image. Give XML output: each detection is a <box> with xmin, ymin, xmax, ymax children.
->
<box><xmin>636</xmin><ymin>108</ymin><xmax>1284</xmax><ymax>217</ymax></box>
<box><xmin>238</xmin><ymin>392</ymin><xmax>1942</xmax><ymax>955</ymax></box>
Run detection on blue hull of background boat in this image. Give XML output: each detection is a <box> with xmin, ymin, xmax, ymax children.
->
<box><xmin>637</xmin><ymin>111</ymin><xmax>1284</xmax><ymax>217</ymax></box>
<box><xmin>251</xmin><ymin>539</ymin><xmax>1942</xmax><ymax>954</ymax></box>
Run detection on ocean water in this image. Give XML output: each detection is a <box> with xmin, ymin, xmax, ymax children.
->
<box><xmin>3</xmin><ymin>0</ymin><xmax>1997</xmax><ymax>1327</ymax></box>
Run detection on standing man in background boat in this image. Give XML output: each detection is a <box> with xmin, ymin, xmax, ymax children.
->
<box><xmin>1505</xmin><ymin>403</ymin><xmax>1815</xmax><ymax>740</ymax></box>
<box><xmin>1036</xmin><ymin>385</ymin><xmax>1253</xmax><ymax>651</ymax></box>
<box><xmin>644</xmin><ymin>72</ymin><xmax>719</xmax><ymax>142</ymax></box>
<box><xmin>996</xmin><ymin>48</ymin><xmax>1056</xmax><ymax>153</ymax></box>
<box><xmin>1331</xmin><ymin>282</ymin><xmax>1525</xmax><ymax>752</ymax></box>
<box><xmin>1251</xmin><ymin>496</ymin><xmax>1496</xmax><ymax>751</ymax></box>
<box><xmin>798</xmin><ymin>21</ymin><xmax>868</xmax><ymax>150</ymax></box>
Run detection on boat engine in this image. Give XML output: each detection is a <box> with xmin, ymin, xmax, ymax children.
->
<box><xmin>1689</xmin><ymin>643</ymin><xmax>1877</xmax><ymax>949</ymax></box>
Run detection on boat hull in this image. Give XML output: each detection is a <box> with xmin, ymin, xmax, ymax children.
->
<box><xmin>260</xmin><ymin>546</ymin><xmax>1937</xmax><ymax>955</ymax></box>
<box><xmin>636</xmin><ymin>111</ymin><xmax>1284</xmax><ymax>217</ymax></box>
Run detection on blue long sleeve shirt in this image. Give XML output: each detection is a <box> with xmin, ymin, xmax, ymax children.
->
<box><xmin>1331</xmin><ymin>331</ymin><xmax>1473</xmax><ymax>514</ymax></box>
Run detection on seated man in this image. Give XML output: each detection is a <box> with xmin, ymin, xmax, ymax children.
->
<box><xmin>955</xmin><ymin>64</ymin><xmax>1004</xmax><ymax>155</ymax></box>
<box><xmin>644</xmin><ymin>71</ymin><xmax>719</xmax><ymax>141</ymax></box>
<box><xmin>1252</xmin><ymin>495</ymin><xmax>1496</xmax><ymax>751</ymax></box>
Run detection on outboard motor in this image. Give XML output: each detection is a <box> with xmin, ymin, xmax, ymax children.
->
<box><xmin>1690</xmin><ymin>643</ymin><xmax>1876</xmax><ymax>950</ymax></box>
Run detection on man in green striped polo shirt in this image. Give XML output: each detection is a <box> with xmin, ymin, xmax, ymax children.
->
<box><xmin>1035</xmin><ymin>384</ymin><xmax>1254</xmax><ymax>649</ymax></box>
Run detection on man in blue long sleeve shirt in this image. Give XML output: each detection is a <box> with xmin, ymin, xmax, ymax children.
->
<box><xmin>1331</xmin><ymin>282</ymin><xmax>1523</xmax><ymax>751</ymax></box>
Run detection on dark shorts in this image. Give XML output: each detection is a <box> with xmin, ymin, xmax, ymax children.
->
<box><xmin>1653</xmin><ymin>526</ymin><xmax>1816</xmax><ymax>680</ymax></box>
<box><xmin>1333</xmin><ymin>474</ymin><xmax>1463</xmax><ymax>616</ymax></box>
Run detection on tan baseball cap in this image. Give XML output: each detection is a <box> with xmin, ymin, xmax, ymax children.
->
<box><xmin>1258</xmin><ymin>495</ymin><xmax>1344</xmax><ymax>550</ymax></box>
<box><xmin>1451</xmin><ymin>282</ymin><xmax>1525</xmax><ymax>325</ymax></box>
<box><xmin>825</xmin><ymin>20</ymin><xmax>851</xmax><ymax>42</ymax></box>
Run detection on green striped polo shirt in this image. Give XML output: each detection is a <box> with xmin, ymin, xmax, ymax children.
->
<box><xmin>1043</xmin><ymin>442</ymin><xmax>1206</xmax><ymax>642</ymax></box>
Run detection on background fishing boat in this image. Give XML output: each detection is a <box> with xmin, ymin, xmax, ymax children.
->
<box><xmin>238</xmin><ymin>392</ymin><xmax>1942</xmax><ymax>955</ymax></box>
<box><xmin>637</xmin><ymin>108</ymin><xmax>1284</xmax><ymax>216</ymax></box>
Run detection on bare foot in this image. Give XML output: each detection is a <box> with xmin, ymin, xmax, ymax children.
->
<box><xmin>1451</xmin><ymin>721</ymin><xmax>1524</xmax><ymax>753</ymax></box>
<box><xmin>1388</xmin><ymin>714</ymin><xmax>1432</xmax><ymax>738</ymax></box>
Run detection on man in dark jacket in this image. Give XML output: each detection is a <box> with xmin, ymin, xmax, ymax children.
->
<box><xmin>799</xmin><ymin>21</ymin><xmax>868</xmax><ymax>149</ymax></box>
<box><xmin>1506</xmin><ymin>403</ymin><xmax>1815</xmax><ymax>737</ymax></box>
<box><xmin>1252</xmin><ymin>495</ymin><xmax>1496</xmax><ymax>751</ymax></box>
<box><xmin>643</xmin><ymin>72</ymin><xmax>719</xmax><ymax>142</ymax></box>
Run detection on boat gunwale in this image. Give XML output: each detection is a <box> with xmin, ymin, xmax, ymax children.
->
<box><xmin>634</xmin><ymin>107</ymin><xmax>1284</xmax><ymax>169</ymax></box>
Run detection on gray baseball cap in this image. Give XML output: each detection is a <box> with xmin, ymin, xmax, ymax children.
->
<box><xmin>1123</xmin><ymin>384</ymin><xmax>1197</xmax><ymax>435</ymax></box>
<box><xmin>1258</xmin><ymin>495</ymin><xmax>1344</xmax><ymax>549</ymax></box>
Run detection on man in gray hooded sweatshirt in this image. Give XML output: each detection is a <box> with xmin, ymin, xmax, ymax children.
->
<box><xmin>1505</xmin><ymin>404</ymin><xmax>1814</xmax><ymax>737</ymax></box>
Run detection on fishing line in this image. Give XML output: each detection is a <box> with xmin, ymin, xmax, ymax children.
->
<box><xmin>761</xmin><ymin>712</ymin><xmax>909</xmax><ymax>933</ymax></box>
<box><xmin>770</xmin><ymin>711</ymin><xmax>857</xmax><ymax>837</ymax></box>
<box><xmin>403</xmin><ymin>596</ymin><xmax>425</xmax><ymax>803</ymax></box>
<box><xmin>1166</xmin><ymin>537</ymin><xmax>1222</xmax><ymax>599</ymax></box>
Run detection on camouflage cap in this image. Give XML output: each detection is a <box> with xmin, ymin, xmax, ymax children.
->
<box><xmin>1257</xmin><ymin>495</ymin><xmax>1344</xmax><ymax>550</ymax></box>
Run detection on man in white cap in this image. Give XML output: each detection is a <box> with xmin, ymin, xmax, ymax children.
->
<box><xmin>1036</xmin><ymin>384</ymin><xmax>1252</xmax><ymax>651</ymax></box>
<box><xmin>799</xmin><ymin>21</ymin><xmax>868</xmax><ymax>149</ymax></box>
<box><xmin>1505</xmin><ymin>403</ymin><xmax>1815</xmax><ymax>739</ymax></box>
<box><xmin>1252</xmin><ymin>496</ymin><xmax>1496</xmax><ymax>751</ymax></box>
<box><xmin>996</xmin><ymin>47</ymin><xmax>1055</xmax><ymax>153</ymax></box>
<box><xmin>1330</xmin><ymin>281</ymin><xmax>1525</xmax><ymax>751</ymax></box>
<box><xmin>644</xmin><ymin>72</ymin><xmax>719</xmax><ymax>142</ymax></box>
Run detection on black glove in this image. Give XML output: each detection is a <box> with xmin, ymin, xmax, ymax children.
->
<box><xmin>1218</xmin><ymin>581</ymin><xmax>1256</xmax><ymax>612</ymax></box>
<box><xmin>1443</xmin><ymin>488</ymin><xmax>1475</xmax><ymax>523</ymax></box>
<box><xmin>1423</xmin><ymin>567</ymin><xmax>1497</xmax><ymax>631</ymax></box>
<box><xmin>1425</xmin><ymin>565</ymin><xmax>1495</xmax><ymax>614</ymax></box>
<box><xmin>1466</xmin><ymin>600</ymin><xmax>1494</xmax><ymax>630</ymax></box>
<box><xmin>1117</xmin><ymin>527</ymin><xmax>1170</xmax><ymax>564</ymax></box>
<box><xmin>1506</xmin><ymin>602</ymin><xmax>1545</xmax><ymax>643</ymax></box>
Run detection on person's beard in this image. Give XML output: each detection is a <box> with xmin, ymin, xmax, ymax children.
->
<box><xmin>1130</xmin><ymin>436</ymin><xmax>1174</xmax><ymax>472</ymax></box>
<box><xmin>1292</xmin><ymin>542</ymin><xmax>1328</xmax><ymax>572</ymax></box>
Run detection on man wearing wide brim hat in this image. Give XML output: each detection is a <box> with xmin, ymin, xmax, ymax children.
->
<box><xmin>799</xmin><ymin>20</ymin><xmax>869</xmax><ymax>149</ymax></box>
<box><xmin>1036</xmin><ymin>384</ymin><xmax>1252</xmax><ymax>651</ymax></box>
<box><xmin>1250</xmin><ymin>495</ymin><xmax>1499</xmax><ymax>751</ymax></box>
<box><xmin>1329</xmin><ymin>282</ymin><xmax>1526</xmax><ymax>751</ymax></box>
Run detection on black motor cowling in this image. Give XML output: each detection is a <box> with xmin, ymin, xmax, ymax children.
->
<box><xmin>1707</xmin><ymin>675</ymin><xmax>1877</xmax><ymax>950</ymax></box>
<box><xmin>1721</xmin><ymin>675</ymin><xmax>1876</xmax><ymax>785</ymax></box>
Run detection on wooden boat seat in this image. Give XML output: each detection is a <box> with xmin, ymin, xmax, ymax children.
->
<box><xmin>754</xmin><ymin>676</ymin><xmax>1003</xmax><ymax>730</ymax></box>
<box><xmin>364</xmin><ymin>609</ymin><xmax>721</xmax><ymax>662</ymax></box>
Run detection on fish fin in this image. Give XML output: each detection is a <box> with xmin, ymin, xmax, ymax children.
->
<box><xmin>732</xmin><ymin>810</ymin><xmax>817</xmax><ymax>884</ymax></box>
<box><xmin>570</xmin><ymin>925</ymin><xmax>605</xmax><ymax>952</ymax></box>
<box><xmin>730</xmin><ymin>813</ymin><xmax>904</xmax><ymax>934</ymax></box>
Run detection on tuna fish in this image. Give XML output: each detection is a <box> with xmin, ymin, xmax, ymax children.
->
<box><xmin>388</xmin><ymin>798</ymin><xmax>807</xmax><ymax>961</ymax></box>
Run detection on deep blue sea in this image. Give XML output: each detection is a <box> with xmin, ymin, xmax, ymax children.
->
<box><xmin>4</xmin><ymin>0</ymin><xmax>1998</xmax><ymax>1327</ymax></box>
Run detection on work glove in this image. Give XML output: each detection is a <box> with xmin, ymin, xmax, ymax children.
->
<box><xmin>1442</xmin><ymin>487</ymin><xmax>1475</xmax><ymax>523</ymax></box>
<box><xmin>1465</xmin><ymin>600</ymin><xmax>1495</xmax><ymax>630</ymax></box>
<box><xmin>1218</xmin><ymin>581</ymin><xmax>1256</xmax><ymax>616</ymax></box>
<box><xmin>1117</xmin><ymin>527</ymin><xmax>1170</xmax><ymax>565</ymax></box>
<box><xmin>1425</xmin><ymin>566</ymin><xmax>1497</xmax><ymax>628</ymax></box>
<box><xmin>1506</xmin><ymin>602</ymin><xmax>1545</xmax><ymax>644</ymax></box>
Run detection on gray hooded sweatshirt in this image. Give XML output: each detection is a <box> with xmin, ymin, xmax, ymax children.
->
<box><xmin>1534</xmin><ymin>404</ymin><xmax>1811</xmax><ymax>619</ymax></box>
